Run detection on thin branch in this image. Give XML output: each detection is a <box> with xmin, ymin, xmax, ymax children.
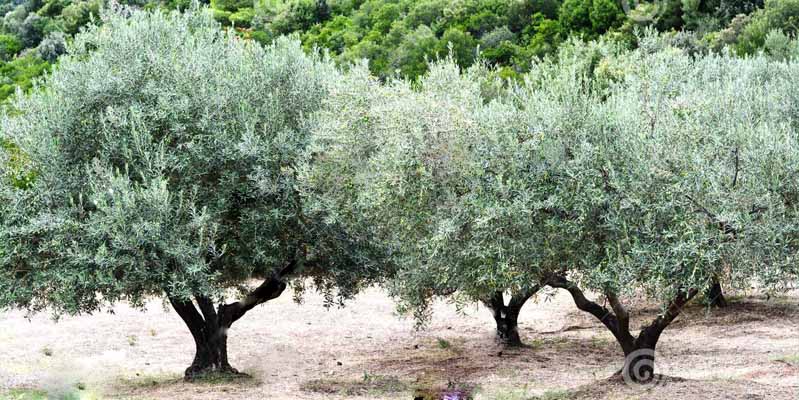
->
<box><xmin>731</xmin><ymin>147</ymin><xmax>740</xmax><ymax>189</ymax></box>
<box><xmin>219</xmin><ymin>258</ymin><xmax>297</xmax><ymax>326</ymax></box>
<box><xmin>684</xmin><ymin>194</ymin><xmax>737</xmax><ymax>236</ymax></box>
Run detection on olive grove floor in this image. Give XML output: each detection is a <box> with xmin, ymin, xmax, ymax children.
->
<box><xmin>0</xmin><ymin>286</ymin><xmax>797</xmax><ymax>400</ymax></box>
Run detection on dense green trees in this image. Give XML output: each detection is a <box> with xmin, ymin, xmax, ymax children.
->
<box><xmin>302</xmin><ymin>59</ymin><xmax>553</xmax><ymax>345</ymax></box>
<box><xmin>0</xmin><ymin>0</ymin><xmax>797</xmax><ymax>103</ymax></box>
<box><xmin>0</xmin><ymin>8</ymin><xmax>384</xmax><ymax>379</ymax></box>
<box><xmin>306</xmin><ymin>35</ymin><xmax>798</xmax><ymax>379</ymax></box>
<box><xmin>1</xmin><ymin>2</ymin><xmax>797</xmax><ymax>384</ymax></box>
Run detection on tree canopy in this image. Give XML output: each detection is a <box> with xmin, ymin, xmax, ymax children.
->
<box><xmin>305</xmin><ymin>34</ymin><xmax>799</xmax><ymax>377</ymax></box>
<box><xmin>0</xmin><ymin>6</ymin><xmax>385</xmax><ymax>378</ymax></box>
<box><xmin>0</xmin><ymin>1</ymin><xmax>797</xmax><ymax>383</ymax></box>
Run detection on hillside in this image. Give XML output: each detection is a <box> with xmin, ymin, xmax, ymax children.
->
<box><xmin>0</xmin><ymin>0</ymin><xmax>797</xmax><ymax>103</ymax></box>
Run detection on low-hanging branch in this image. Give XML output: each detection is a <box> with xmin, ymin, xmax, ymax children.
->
<box><xmin>219</xmin><ymin>259</ymin><xmax>298</xmax><ymax>326</ymax></box>
<box><xmin>545</xmin><ymin>273</ymin><xmax>699</xmax><ymax>356</ymax></box>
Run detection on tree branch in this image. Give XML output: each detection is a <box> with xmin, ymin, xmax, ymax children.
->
<box><xmin>195</xmin><ymin>295</ymin><xmax>218</xmax><ymax>328</ymax></box>
<box><xmin>168</xmin><ymin>296</ymin><xmax>206</xmax><ymax>343</ymax></box>
<box><xmin>605</xmin><ymin>291</ymin><xmax>629</xmax><ymax>335</ymax></box>
<box><xmin>508</xmin><ymin>284</ymin><xmax>541</xmax><ymax>313</ymax></box>
<box><xmin>731</xmin><ymin>147</ymin><xmax>739</xmax><ymax>189</ymax></box>
<box><xmin>545</xmin><ymin>274</ymin><xmax>635</xmax><ymax>352</ymax></box>
<box><xmin>685</xmin><ymin>194</ymin><xmax>737</xmax><ymax>236</ymax></box>
<box><xmin>483</xmin><ymin>291</ymin><xmax>505</xmax><ymax>312</ymax></box>
<box><xmin>219</xmin><ymin>258</ymin><xmax>297</xmax><ymax>326</ymax></box>
<box><xmin>636</xmin><ymin>288</ymin><xmax>699</xmax><ymax>347</ymax></box>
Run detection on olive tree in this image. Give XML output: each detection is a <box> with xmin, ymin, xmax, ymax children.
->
<box><xmin>0</xmin><ymin>7</ymin><xmax>382</xmax><ymax>379</ymax></box>
<box><xmin>302</xmin><ymin>54</ymin><xmax>586</xmax><ymax>346</ymax></box>
<box><xmin>306</xmin><ymin>35</ymin><xmax>798</xmax><ymax>379</ymax></box>
<box><xmin>525</xmin><ymin>38</ymin><xmax>799</xmax><ymax>382</ymax></box>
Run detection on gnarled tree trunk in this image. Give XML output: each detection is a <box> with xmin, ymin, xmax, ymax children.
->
<box><xmin>619</xmin><ymin>325</ymin><xmax>661</xmax><ymax>383</ymax></box>
<box><xmin>168</xmin><ymin>261</ymin><xmax>294</xmax><ymax>380</ymax></box>
<box><xmin>170</xmin><ymin>297</ymin><xmax>237</xmax><ymax>378</ymax></box>
<box><xmin>482</xmin><ymin>286</ymin><xmax>539</xmax><ymax>346</ymax></box>
<box><xmin>546</xmin><ymin>274</ymin><xmax>698</xmax><ymax>384</ymax></box>
<box><xmin>706</xmin><ymin>280</ymin><xmax>727</xmax><ymax>308</ymax></box>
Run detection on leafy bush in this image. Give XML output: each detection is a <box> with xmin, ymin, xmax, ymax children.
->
<box><xmin>736</xmin><ymin>0</ymin><xmax>799</xmax><ymax>55</ymax></box>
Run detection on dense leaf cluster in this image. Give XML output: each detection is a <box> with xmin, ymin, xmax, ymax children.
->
<box><xmin>306</xmin><ymin>34</ymin><xmax>799</xmax><ymax>321</ymax></box>
<box><xmin>0</xmin><ymin>6</ymin><xmax>796</xmax><ymax>378</ymax></box>
<box><xmin>0</xmin><ymin>8</ymin><xmax>383</xmax><ymax>316</ymax></box>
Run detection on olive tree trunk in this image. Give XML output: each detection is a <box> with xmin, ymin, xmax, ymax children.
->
<box><xmin>482</xmin><ymin>286</ymin><xmax>539</xmax><ymax>346</ymax></box>
<box><xmin>706</xmin><ymin>280</ymin><xmax>727</xmax><ymax>308</ymax></box>
<box><xmin>168</xmin><ymin>261</ymin><xmax>294</xmax><ymax>380</ymax></box>
<box><xmin>547</xmin><ymin>274</ymin><xmax>698</xmax><ymax>383</ymax></box>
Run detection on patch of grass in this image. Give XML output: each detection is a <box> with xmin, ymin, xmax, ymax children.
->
<box><xmin>528</xmin><ymin>337</ymin><xmax>570</xmax><ymax>350</ymax></box>
<box><xmin>116</xmin><ymin>370</ymin><xmax>259</xmax><ymax>394</ymax></box>
<box><xmin>148</xmin><ymin>329</ymin><xmax>157</xmax><ymax>337</ymax></box>
<box><xmin>530</xmin><ymin>390</ymin><xmax>572</xmax><ymax>400</ymax></box>
<box><xmin>436</xmin><ymin>338</ymin><xmax>451</xmax><ymax>349</ymax></box>
<box><xmin>774</xmin><ymin>354</ymin><xmax>799</xmax><ymax>365</ymax></box>
<box><xmin>190</xmin><ymin>371</ymin><xmax>256</xmax><ymax>385</ymax></box>
<box><xmin>1</xmin><ymin>389</ymin><xmax>48</xmax><ymax>400</ymax></box>
<box><xmin>116</xmin><ymin>373</ymin><xmax>181</xmax><ymax>389</ymax></box>
<box><xmin>126</xmin><ymin>335</ymin><xmax>137</xmax><ymax>347</ymax></box>
<box><xmin>301</xmin><ymin>375</ymin><xmax>409</xmax><ymax>396</ymax></box>
<box><xmin>528</xmin><ymin>338</ymin><xmax>545</xmax><ymax>349</ymax></box>
<box><xmin>0</xmin><ymin>388</ymin><xmax>98</xmax><ymax>400</ymax></box>
<box><xmin>589</xmin><ymin>336</ymin><xmax>612</xmax><ymax>348</ymax></box>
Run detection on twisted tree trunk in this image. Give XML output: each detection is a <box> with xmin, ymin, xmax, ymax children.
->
<box><xmin>482</xmin><ymin>286</ymin><xmax>539</xmax><ymax>346</ymax></box>
<box><xmin>546</xmin><ymin>274</ymin><xmax>697</xmax><ymax>383</ymax></box>
<box><xmin>169</xmin><ymin>261</ymin><xmax>294</xmax><ymax>380</ymax></box>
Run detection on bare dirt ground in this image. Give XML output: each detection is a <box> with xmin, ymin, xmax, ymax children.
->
<box><xmin>1</xmin><ymin>286</ymin><xmax>797</xmax><ymax>400</ymax></box>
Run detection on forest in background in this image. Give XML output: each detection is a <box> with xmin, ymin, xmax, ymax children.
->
<box><xmin>0</xmin><ymin>0</ymin><xmax>798</xmax><ymax>103</ymax></box>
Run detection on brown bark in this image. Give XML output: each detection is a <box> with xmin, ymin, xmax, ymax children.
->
<box><xmin>168</xmin><ymin>260</ymin><xmax>296</xmax><ymax>380</ymax></box>
<box><xmin>482</xmin><ymin>286</ymin><xmax>539</xmax><ymax>346</ymax></box>
<box><xmin>546</xmin><ymin>274</ymin><xmax>698</xmax><ymax>383</ymax></box>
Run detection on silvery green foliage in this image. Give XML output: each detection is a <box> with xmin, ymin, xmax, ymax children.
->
<box><xmin>502</xmin><ymin>36</ymin><xmax>798</xmax><ymax>304</ymax></box>
<box><xmin>591</xmin><ymin>38</ymin><xmax>799</xmax><ymax>299</ymax></box>
<box><xmin>306</xmin><ymin>36</ymin><xmax>799</xmax><ymax>322</ymax></box>
<box><xmin>0</xmin><ymin>6</ymin><xmax>367</xmax><ymax>316</ymax></box>
<box><xmin>303</xmin><ymin>57</ymin><xmax>562</xmax><ymax>320</ymax></box>
<box><xmin>763</xmin><ymin>29</ymin><xmax>799</xmax><ymax>60</ymax></box>
<box><xmin>36</xmin><ymin>31</ymin><xmax>67</xmax><ymax>63</ymax></box>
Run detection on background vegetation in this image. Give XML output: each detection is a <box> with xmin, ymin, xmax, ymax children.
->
<box><xmin>0</xmin><ymin>0</ymin><xmax>798</xmax><ymax>103</ymax></box>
